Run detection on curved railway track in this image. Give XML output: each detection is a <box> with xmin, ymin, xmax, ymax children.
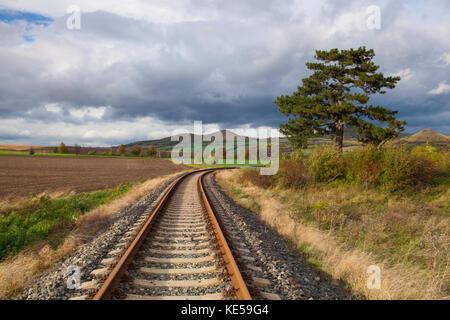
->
<box><xmin>84</xmin><ymin>170</ymin><xmax>251</xmax><ymax>300</ymax></box>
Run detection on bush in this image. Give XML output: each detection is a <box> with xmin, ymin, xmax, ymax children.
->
<box><xmin>88</xmin><ymin>150</ymin><xmax>96</xmax><ymax>155</ymax></box>
<box><xmin>379</xmin><ymin>145</ymin><xmax>435</xmax><ymax>191</ymax></box>
<box><xmin>58</xmin><ymin>142</ymin><xmax>69</xmax><ymax>154</ymax></box>
<box><xmin>276</xmin><ymin>159</ymin><xmax>309</xmax><ymax>189</ymax></box>
<box><xmin>307</xmin><ymin>145</ymin><xmax>345</xmax><ymax>183</ymax></box>
<box><xmin>131</xmin><ymin>144</ymin><xmax>142</xmax><ymax>156</ymax></box>
<box><xmin>344</xmin><ymin>145</ymin><xmax>382</xmax><ymax>187</ymax></box>
<box><xmin>241</xmin><ymin>168</ymin><xmax>273</xmax><ymax>189</ymax></box>
<box><xmin>117</xmin><ymin>144</ymin><xmax>126</xmax><ymax>155</ymax></box>
<box><xmin>411</xmin><ymin>144</ymin><xmax>449</xmax><ymax>174</ymax></box>
<box><xmin>146</xmin><ymin>145</ymin><xmax>157</xmax><ymax>157</ymax></box>
<box><xmin>29</xmin><ymin>147</ymin><xmax>35</xmax><ymax>155</ymax></box>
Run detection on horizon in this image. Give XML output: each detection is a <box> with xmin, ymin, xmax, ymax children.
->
<box><xmin>0</xmin><ymin>1</ymin><xmax>449</xmax><ymax>147</ymax></box>
<box><xmin>0</xmin><ymin>127</ymin><xmax>447</xmax><ymax>148</ymax></box>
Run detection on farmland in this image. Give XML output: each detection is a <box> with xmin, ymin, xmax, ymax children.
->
<box><xmin>0</xmin><ymin>156</ymin><xmax>188</xmax><ymax>200</ymax></box>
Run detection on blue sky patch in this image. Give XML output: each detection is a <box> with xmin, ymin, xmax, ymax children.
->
<box><xmin>0</xmin><ymin>9</ymin><xmax>53</xmax><ymax>26</ymax></box>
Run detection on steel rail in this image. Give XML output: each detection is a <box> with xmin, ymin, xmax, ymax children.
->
<box><xmin>92</xmin><ymin>169</ymin><xmax>251</xmax><ymax>300</ymax></box>
<box><xmin>198</xmin><ymin>171</ymin><xmax>252</xmax><ymax>300</ymax></box>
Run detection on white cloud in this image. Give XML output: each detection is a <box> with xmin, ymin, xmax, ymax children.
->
<box><xmin>0</xmin><ymin>117</ymin><xmax>281</xmax><ymax>146</ymax></box>
<box><xmin>428</xmin><ymin>81</ymin><xmax>450</xmax><ymax>95</ymax></box>
<box><xmin>44</xmin><ymin>103</ymin><xmax>61</xmax><ymax>113</ymax></box>
<box><xmin>391</xmin><ymin>68</ymin><xmax>414</xmax><ymax>82</ymax></box>
<box><xmin>1</xmin><ymin>0</ymin><xmax>450</xmax><ymax>143</ymax></box>
<box><xmin>69</xmin><ymin>106</ymin><xmax>107</xmax><ymax>119</ymax></box>
<box><xmin>439</xmin><ymin>52</ymin><xmax>450</xmax><ymax>65</ymax></box>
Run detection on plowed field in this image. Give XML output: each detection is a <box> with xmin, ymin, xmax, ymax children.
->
<box><xmin>0</xmin><ymin>156</ymin><xmax>188</xmax><ymax>200</ymax></box>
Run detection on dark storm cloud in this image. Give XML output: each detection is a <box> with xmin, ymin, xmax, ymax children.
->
<box><xmin>0</xmin><ymin>0</ymin><xmax>449</xmax><ymax>147</ymax></box>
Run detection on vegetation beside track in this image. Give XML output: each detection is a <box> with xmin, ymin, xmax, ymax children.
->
<box><xmin>0</xmin><ymin>172</ymin><xmax>183</xmax><ymax>298</ymax></box>
<box><xmin>217</xmin><ymin>144</ymin><xmax>449</xmax><ymax>299</ymax></box>
<box><xmin>0</xmin><ymin>184</ymin><xmax>134</xmax><ymax>261</ymax></box>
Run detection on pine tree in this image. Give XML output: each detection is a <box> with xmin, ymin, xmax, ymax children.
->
<box><xmin>275</xmin><ymin>47</ymin><xmax>406</xmax><ymax>151</ymax></box>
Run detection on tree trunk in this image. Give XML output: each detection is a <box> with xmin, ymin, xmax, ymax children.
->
<box><xmin>335</xmin><ymin>95</ymin><xmax>345</xmax><ymax>152</ymax></box>
<box><xmin>335</xmin><ymin>120</ymin><xmax>344</xmax><ymax>152</ymax></box>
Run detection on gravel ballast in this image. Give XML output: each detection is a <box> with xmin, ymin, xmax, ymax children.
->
<box><xmin>203</xmin><ymin>171</ymin><xmax>352</xmax><ymax>300</ymax></box>
<box><xmin>18</xmin><ymin>169</ymin><xmax>352</xmax><ymax>300</ymax></box>
<box><xmin>19</xmin><ymin>173</ymin><xmax>186</xmax><ymax>300</ymax></box>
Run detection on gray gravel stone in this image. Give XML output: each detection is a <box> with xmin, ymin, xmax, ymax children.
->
<box><xmin>17</xmin><ymin>173</ymin><xmax>186</xmax><ymax>300</ymax></box>
<box><xmin>203</xmin><ymin>171</ymin><xmax>352</xmax><ymax>300</ymax></box>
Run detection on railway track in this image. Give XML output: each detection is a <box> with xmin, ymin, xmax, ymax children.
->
<box><xmin>74</xmin><ymin>170</ymin><xmax>251</xmax><ymax>300</ymax></box>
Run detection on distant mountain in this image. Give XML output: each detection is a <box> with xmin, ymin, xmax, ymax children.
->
<box><xmin>124</xmin><ymin>130</ymin><xmax>248</xmax><ymax>151</ymax></box>
<box><xmin>401</xmin><ymin>129</ymin><xmax>449</xmax><ymax>143</ymax></box>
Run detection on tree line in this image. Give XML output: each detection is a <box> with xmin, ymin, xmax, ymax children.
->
<box><xmin>47</xmin><ymin>142</ymin><xmax>159</xmax><ymax>157</ymax></box>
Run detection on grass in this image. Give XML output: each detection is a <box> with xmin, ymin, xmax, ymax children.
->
<box><xmin>217</xmin><ymin>169</ymin><xmax>449</xmax><ymax>300</ymax></box>
<box><xmin>186</xmin><ymin>161</ymin><xmax>265</xmax><ymax>169</ymax></box>
<box><xmin>0</xmin><ymin>171</ymin><xmax>188</xmax><ymax>298</ymax></box>
<box><xmin>0</xmin><ymin>184</ymin><xmax>133</xmax><ymax>261</ymax></box>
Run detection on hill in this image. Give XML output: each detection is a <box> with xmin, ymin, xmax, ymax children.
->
<box><xmin>124</xmin><ymin>130</ymin><xmax>248</xmax><ymax>151</ymax></box>
<box><xmin>401</xmin><ymin>128</ymin><xmax>449</xmax><ymax>143</ymax></box>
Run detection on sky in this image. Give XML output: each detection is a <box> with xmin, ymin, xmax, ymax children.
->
<box><xmin>0</xmin><ymin>0</ymin><xmax>449</xmax><ymax>146</ymax></box>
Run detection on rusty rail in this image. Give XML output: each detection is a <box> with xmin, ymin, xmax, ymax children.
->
<box><xmin>198</xmin><ymin>171</ymin><xmax>252</xmax><ymax>300</ymax></box>
<box><xmin>92</xmin><ymin>169</ymin><xmax>251</xmax><ymax>300</ymax></box>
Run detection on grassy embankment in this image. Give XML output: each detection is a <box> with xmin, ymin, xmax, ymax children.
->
<box><xmin>0</xmin><ymin>184</ymin><xmax>134</xmax><ymax>261</ymax></box>
<box><xmin>217</xmin><ymin>144</ymin><xmax>449</xmax><ymax>300</ymax></box>
<box><xmin>0</xmin><ymin>172</ymin><xmax>185</xmax><ymax>298</ymax></box>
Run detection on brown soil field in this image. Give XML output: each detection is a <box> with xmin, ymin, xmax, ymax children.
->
<box><xmin>0</xmin><ymin>156</ymin><xmax>189</xmax><ymax>200</ymax></box>
<box><xmin>0</xmin><ymin>145</ymin><xmax>50</xmax><ymax>151</ymax></box>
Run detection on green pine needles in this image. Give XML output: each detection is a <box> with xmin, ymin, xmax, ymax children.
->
<box><xmin>275</xmin><ymin>47</ymin><xmax>406</xmax><ymax>151</ymax></box>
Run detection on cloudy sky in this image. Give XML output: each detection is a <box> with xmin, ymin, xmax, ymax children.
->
<box><xmin>0</xmin><ymin>0</ymin><xmax>449</xmax><ymax>146</ymax></box>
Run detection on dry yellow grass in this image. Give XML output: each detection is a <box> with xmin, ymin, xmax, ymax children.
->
<box><xmin>217</xmin><ymin>169</ymin><xmax>449</xmax><ymax>300</ymax></box>
<box><xmin>0</xmin><ymin>171</ymin><xmax>187</xmax><ymax>299</ymax></box>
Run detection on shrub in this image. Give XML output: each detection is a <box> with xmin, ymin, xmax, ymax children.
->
<box><xmin>307</xmin><ymin>145</ymin><xmax>345</xmax><ymax>183</ymax></box>
<box><xmin>241</xmin><ymin>168</ymin><xmax>273</xmax><ymax>189</ymax></box>
<box><xmin>412</xmin><ymin>144</ymin><xmax>449</xmax><ymax>175</ymax></box>
<box><xmin>379</xmin><ymin>145</ymin><xmax>435</xmax><ymax>191</ymax></box>
<box><xmin>276</xmin><ymin>159</ymin><xmax>309</xmax><ymax>189</ymax></box>
<box><xmin>344</xmin><ymin>145</ymin><xmax>382</xmax><ymax>187</ymax></box>
<box><xmin>88</xmin><ymin>150</ymin><xmax>96</xmax><ymax>155</ymax></box>
<box><xmin>146</xmin><ymin>145</ymin><xmax>157</xmax><ymax>157</ymax></box>
<box><xmin>131</xmin><ymin>144</ymin><xmax>142</xmax><ymax>156</ymax></box>
<box><xmin>29</xmin><ymin>147</ymin><xmax>35</xmax><ymax>155</ymax></box>
<box><xmin>58</xmin><ymin>142</ymin><xmax>68</xmax><ymax>154</ymax></box>
<box><xmin>117</xmin><ymin>144</ymin><xmax>126</xmax><ymax>155</ymax></box>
